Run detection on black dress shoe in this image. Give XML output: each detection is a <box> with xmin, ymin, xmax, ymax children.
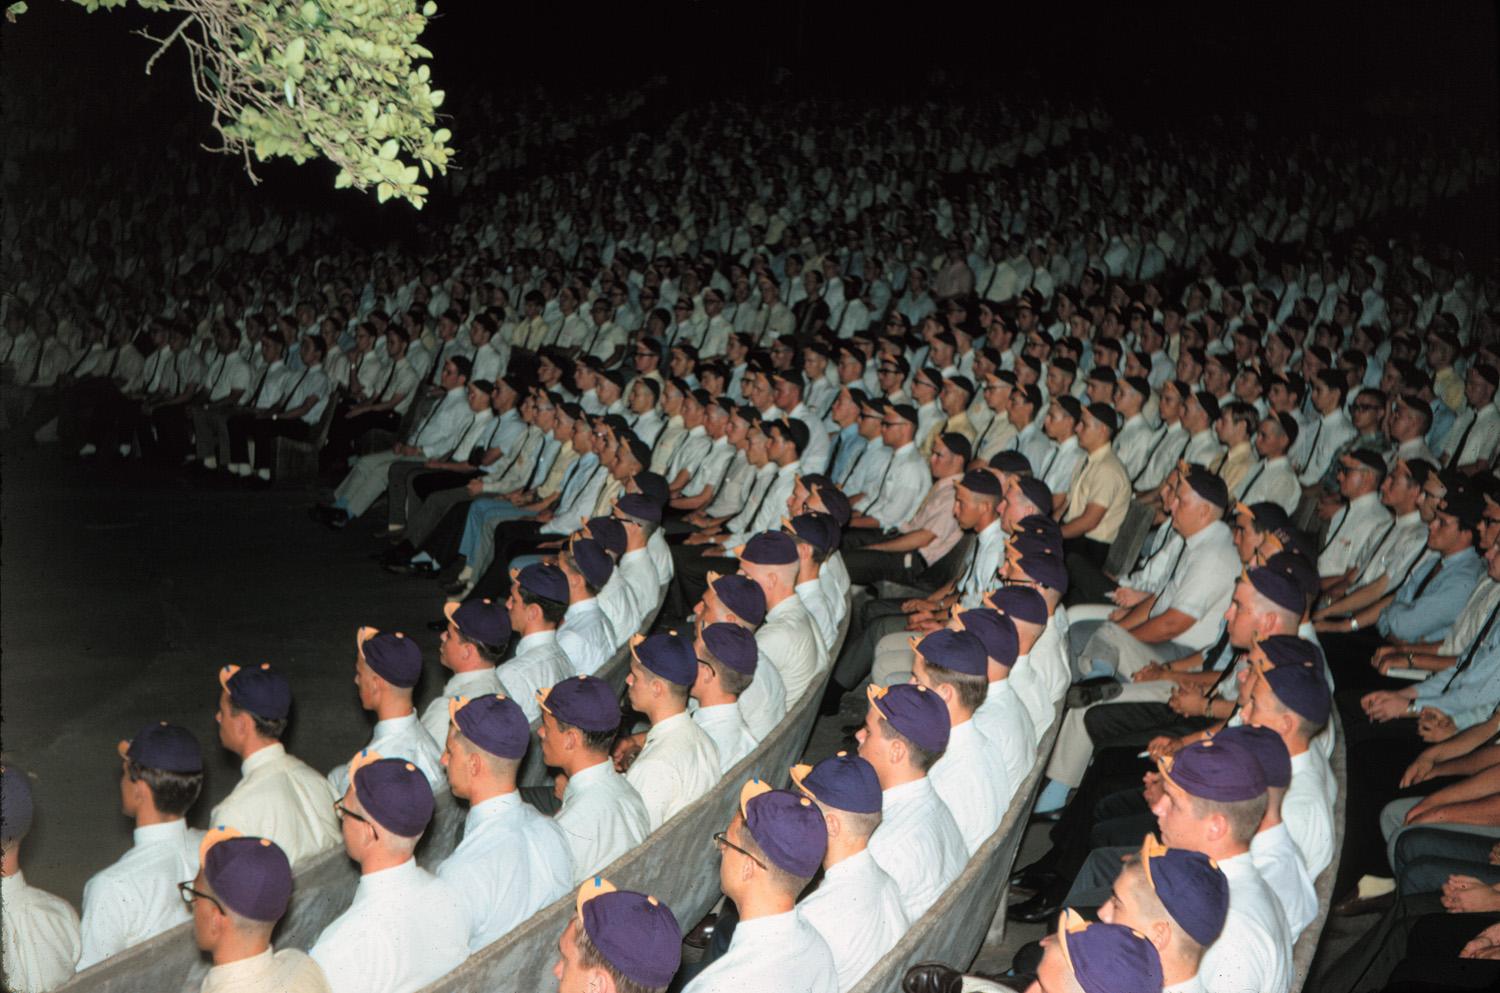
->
<box><xmin>901</xmin><ymin>962</ymin><xmax>963</xmax><ymax>993</ymax></box>
<box><xmin>426</xmin><ymin>618</ymin><xmax>449</xmax><ymax>633</ymax></box>
<box><xmin>1028</xmin><ymin>807</ymin><xmax>1065</xmax><ymax>825</ymax></box>
<box><xmin>1007</xmin><ymin>890</ymin><xmax>1065</xmax><ymax>924</ymax></box>
<box><xmin>1332</xmin><ymin>888</ymin><xmax>1396</xmax><ymax>917</ymax></box>
<box><xmin>683</xmin><ymin>913</ymin><xmax>717</xmax><ymax>950</ymax></box>
<box><xmin>1066</xmin><ymin>676</ymin><xmax>1123</xmax><ymax>708</ymax></box>
<box><xmin>1010</xmin><ymin>864</ymin><xmax>1060</xmax><ymax>893</ymax></box>
<box><xmin>383</xmin><ymin>560</ymin><xmax>435</xmax><ymax>577</ymax></box>
<box><xmin>1009</xmin><ymin>939</ymin><xmax>1045</xmax><ymax>977</ymax></box>
<box><xmin>441</xmin><ymin>579</ymin><xmax>469</xmax><ymax>596</ymax></box>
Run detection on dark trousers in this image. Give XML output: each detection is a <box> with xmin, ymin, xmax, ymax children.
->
<box><xmin>1316</xmin><ymin>889</ymin><xmax>1498</xmax><ymax>993</ymax></box>
<box><xmin>87</xmin><ymin>393</ymin><xmax>149</xmax><ymax>451</ymax></box>
<box><xmin>662</xmin><ymin>544</ymin><xmax>736</xmax><ymax>623</ymax></box>
<box><xmin>249</xmin><ymin>418</ymin><xmax>314</xmax><ymax>470</ymax></box>
<box><xmin>1322</xmin><ymin>628</ymin><xmax>1393</xmax><ymax>692</ymax></box>
<box><xmin>468</xmin><ymin>520</ymin><xmax>553</xmax><ymax>601</ymax></box>
<box><xmin>144</xmin><ymin>404</ymin><xmax>193</xmax><ymax>463</ymax></box>
<box><xmin>832</xmin><ymin>596</ymin><xmax>912</xmax><ymax>689</ymax></box>
<box><xmin>1395</xmin><ymin>826</ymin><xmax>1500</xmax><ymax>895</ymax></box>
<box><xmin>326</xmin><ymin>407</ymin><xmax>400</xmax><ymax>464</ymax></box>
<box><xmin>1335</xmin><ymin>688</ymin><xmax>1431</xmax><ymax>896</ymax></box>
<box><xmin>418</xmin><ymin>496</ymin><xmax>479</xmax><ymax>563</ymax></box>
<box><xmin>841</xmin><ymin>547</ymin><xmax>928</xmax><ymax>588</ymax></box>
<box><xmin>1064</xmin><ymin>537</ymin><xmax>1112</xmax><ymax>605</ymax></box>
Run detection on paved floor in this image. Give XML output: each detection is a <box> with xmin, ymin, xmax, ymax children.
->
<box><xmin>1</xmin><ymin>447</ymin><xmax>460</xmax><ymax>906</ymax></box>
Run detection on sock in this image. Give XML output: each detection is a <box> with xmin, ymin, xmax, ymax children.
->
<box><xmin>1085</xmin><ymin>659</ymin><xmax>1114</xmax><ymax>679</ymax></box>
<box><xmin>118</xmin><ymin>443</ymin><xmax>132</xmax><ymax>456</ymax></box>
<box><xmin>79</xmin><ymin>443</ymin><xmax>97</xmax><ymax>456</ymax></box>
<box><xmin>1033</xmin><ymin>779</ymin><xmax>1073</xmax><ymax>814</ymax></box>
<box><xmin>202</xmin><ymin>456</ymin><xmax>217</xmax><ymax>469</ymax></box>
<box><xmin>456</xmin><ymin>565</ymin><xmax>473</xmax><ymax>582</ymax></box>
<box><xmin>387</xmin><ymin>523</ymin><xmax>403</xmax><ymax>532</ymax></box>
<box><xmin>411</xmin><ymin>552</ymin><xmax>436</xmax><ymax>567</ymax></box>
<box><xmin>332</xmin><ymin>498</ymin><xmax>349</xmax><ymax>511</ymax></box>
<box><xmin>256</xmin><ymin>468</ymin><xmax>271</xmax><ymax>480</ymax></box>
<box><xmin>1356</xmin><ymin>875</ymin><xmax>1395</xmax><ymax>899</ymax></box>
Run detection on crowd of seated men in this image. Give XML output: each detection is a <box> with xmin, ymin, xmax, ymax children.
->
<box><xmin>4</xmin><ymin>75</ymin><xmax>1500</xmax><ymax>993</ymax></box>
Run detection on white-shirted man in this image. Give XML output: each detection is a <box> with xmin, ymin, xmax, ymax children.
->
<box><xmin>689</xmin><ymin>621</ymin><xmax>760</xmax><ymax>774</ymax></box>
<box><xmin>619</xmin><ymin>631</ymin><xmax>720</xmax><ymax>832</ymax></box>
<box><xmin>496</xmin><ymin>563</ymin><xmax>577</xmax><ymax>722</ymax></box>
<box><xmin>327</xmin><ymin>629</ymin><xmax>445</xmax><ymax>798</ymax></box>
<box><xmin>555</xmin><ymin>538</ymin><xmax>619</xmax><ymax>677</ymax></box>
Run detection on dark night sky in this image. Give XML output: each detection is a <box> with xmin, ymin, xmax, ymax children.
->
<box><xmin>2</xmin><ymin>1</ymin><xmax>1496</xmax><ymax>207</ymax></box>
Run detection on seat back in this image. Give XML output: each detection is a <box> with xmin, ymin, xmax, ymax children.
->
<box><xmin>1102</xmin><ymin>500</ymin><xmax>1154</xmax><ymax>579</ymax></box>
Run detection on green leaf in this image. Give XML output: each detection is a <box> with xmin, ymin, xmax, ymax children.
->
<box><xmin>285</xmin><ymin>37</ymin><xmax>306</xmax><ymax>64</ymax></box>
<box><xmin>379</xmin><ymin>139</ymin><xmax>399</xmax><ymax>160</ymax></box>
<box><xmin>422</xmin><ymin>1</ymin><xmax>437</xmax><ymax>16</ymax></box>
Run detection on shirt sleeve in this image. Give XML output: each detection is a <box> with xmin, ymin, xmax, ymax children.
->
<box><xmin>77</xmin><ymin>873</ymin><xmax>131</xmax><ymax>969</ymax></box>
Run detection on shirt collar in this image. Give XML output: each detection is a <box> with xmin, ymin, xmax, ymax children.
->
<box><xmin>356</xmin><ymin>856</ymin><xmax>420</xmax><ymax>894</ymax></box>
<box><xmin>517</xmin><ymin>630</ymin><xmax>559</xmax><ymax>653</ymax></box>
<box><xmin>133</xmin><ymin>818</ymin><xmax>189</xmax><ymax>848</ymax></box>
<box><xmin>372</xmin><ymin>711</ymin><xmax>420</xmax><ymax>736</ymax></box>
<box><xmin>564</xmin><ymin>599</ymin><xmax>600</xmax><ymax>621</ymax></box>
<box><xmin>241</xmin><ymin>741</ymin><xmax>287</xmax><ymax>775</ymax></box>
<box><xmin>465</xmin><ymin>791</ymin><xmax>522</xmax><ymax>830</ymax></box>
<box><xmin>646</xmin><ymin>710</ymin><xmax>690</xmax><ymax>740</ymax></box>
<box><xmin>204</xmin><ymin>948</ymin><xmax>276</xmax><ymax>985</ymax></box>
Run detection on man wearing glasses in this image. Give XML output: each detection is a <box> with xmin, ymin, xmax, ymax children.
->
<box><xmin>312</xmin><ymin>754</ymin><xmax>469</xmax><ymax>993</ymax></box>
<box><xmin>184</xmin><ymin>830</ymin><xmax>329</xmax><ymax>992</ymax></box>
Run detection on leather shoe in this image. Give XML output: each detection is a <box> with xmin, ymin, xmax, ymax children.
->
<box><xmin>384</xmin><ymin>560</ymin><xmax>436</xmax><ymax>577</ymax></box>
<box><xmin>1009</xmin><ymin>939</ymin><xmax>1045</xmax><ymax>977</ymax></box>
<box><xmin>1066</xmin><ymin>676</ymin><xmax>1123</xmax><ymax>708</ymax></box>
<box><xmin>901</xmin><ymin>962</ymin><xmax>963</xmax><ymax>993</ymax></box>
<box><xmin>1028</xmin><ymin>808</ymin><xmax>1064</xmax><ymax>825</ymax></box>
<box><xmin>1010</xmin><ymin>864</ymin><xmax>1060</xmax><ymax>892</ymax></box>
<box><xmin>1332</xmin><ymin>889</ymin><xmax>1396</xmax><ymax>917</ymax></box>
<box><xmin>426</xmin><ymin>618</ymin><xmax>448</xmax><ymax>633</ymax></box>
<box><xmin>683</xmin><ymin>913</ymin><xmax>717</xmax><ymax>950</ymax></box>
<box><xmin>1007</xmin><ymin>890</ymin><xmax>1065</xmax><ymax>924</ymax></box>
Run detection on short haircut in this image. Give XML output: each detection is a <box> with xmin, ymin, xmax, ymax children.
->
<box><xmin>1188</xmin><ymin>792</ymin><xmax>1268</xmax><ymax>847</ymax></box>
<box><xmin>229</xmin><ymin>702</ymin><xmax>288</xmax><ymax>742</ymax></box>
<box><xmin>126</xmin><ymin>760</ymin><xmax>204</xmax><ymax>817</ymax></box>
<box><xmin>918</xmin><ymin>658</ymin><xmax>989</xmax><ymax>713</ymax></box>
<box><xmin>736</xmin><ymin>820</ymin><xmax>814</xmax><ymax>895</ymax></box>
<box><xmin>699</xmin><ymin>647</ymin><xmax>753</xmax><ymax>698</ymax></box>
<box><xmin>518</xmin><ymin>586</ymin><xmax>568</xmax><ymax>626</ymax></box>
<box><xmin>878</xmin><ymin>716</ymin><xmax>942</xmax><ymax>772</ymax></box>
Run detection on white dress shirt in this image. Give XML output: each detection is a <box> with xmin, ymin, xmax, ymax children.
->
<box><xmin>1250</xmin><ymin>823</ymin><xmax>1318</xmax><ymax>942</ymax></box>
<box><xmin>866</xmin><ymin>777</ymin><xmax>968</xmax><ymax>921</ymax></box>
<box><xmin>1113</xmin><ymin>414</ymin><xmax>1156</xmax><ymax>480</ymax></box>
<box><xmin>737</xmin><ymin>646</ymin><xmax>789</xmax><ymax>741</ymax></box>
<box><xmin>617</xmin><ymin>549</ymin><xmax>661</xmax><ymax>635</ymax></box>
<box><xmin>624</xmin><ymin>711</ymin><xmax>721</xmax><ymax>832</ymax></box>
<box><xmin>1041</xmin><ymin>435</ymin><xmax>1086</xmax><ymax>496</ymax></box>
<box><xmin>798</xmin><ymin>848</ymin><xmax>909</xmax><ymax>993</ymax></box>
<box><xmin>796</xmin><ymin>577</ymin><xmax>840</xmax><ymax>653</ymax></box>
<box><xmin>1184</xmin><ymin>428</ymin><xmax>1225</xmax><ymax>468</ymax></box>
<box><xmin>957</xmin><ymin>518</ymin><xmax>1008</xmax><ymax>608</ymax></box>
<box><xmin>556</xmin><ymin>760</ymin><xmax>650</xmax><ymax>883</ymax></box>
<box><xmin>78</xmin><ymin>819</ymin><xmax>203</xmax><ymax>968</ymax></box>
<box><xmin>211</xmin><ymin>743</ymin><xmax>341</xmax><ymax>868</ymax></box>
<box><xmin>497</xmin><ymin>630</ymin><xmax>575</xmax><ymax>723</ymax></box>
<box><xmin>971</xmin><ymin>678</ymin><xmax>1037</xmax><ymax>797</ymax></box>
<box><xmin>1440</xmin><ymin>402</ymin><xmax>1500</xmax><ymax>467</ymax></box>
<box><xmin>435</xmin><ymin>792</ymin><xmax>572</xmax><ymax>951</ymax></box>
<box><xmin>1152</xmin><ymin>520</ymin><xmax>1241</xmax><ymax>651</ymax></box>
<box><xmin>557</xmin><ymin>599</ymin><xmax>617</xmax><ymax>677</ymax></box>
<box><xmin>200</xmin><ymin>947</ymin><xmax>331</xmax><ymax>993</ymax></box>
<box><xmin>1316</xmin><ymin>490</ymin><xmax>1391</xmax><ymax>579</ymax></box>
<box><xmin>756</xmin><ymin>595</ymin><xmax>828</xmax><ymax>704</ymax></box>
<box><xmin>327</xmin><ymin>713</ymin><xmax>445</xmax><ymax>797</ymax></box>
<box><xmin>1136</xmin><ymin>423</ymin><xmax>1190</xmax><ymax>491</ymax></box>
<box><xmin>1297</xmin><ymin>408</ymin><xmax>1356</xmax><ymax>485</ymax></box>
<box><xmin>683</xmin><ymin>909</ymin><xmax>839</xmax><ymax>993</ymax></box>
<box><xmin>309</xmin><ymin>859</ymin><xmax>469</xmax><ymax>993</ymax></box>
<box><xmin>692</xmin><ymin>703</ymin><xmax>757</xmax><ymax>773</ymax></box>
<box><xmin>1283</xmin><ymin>748</ymin><xmax>1337</xmax><ymax>877</ymax></box>
<box><xmin>1198</xmin><ymin>851</ymin><xmax>1293</xmax><ymax>993</ymax></box>
<box><xmin>1351</xmin><ymin>510</ymin><xmax>1428</xmax><ymax>591</ymax></box>
<box><xmin>864</xmin><ymin>443</ymin><xmax>931</xmax><ymax>530</ymax></box>
<box><xmin>1</xmin><ymin>871</ymin><xmax>81</xmax><ymax>993</ymax></box>
<box><xmin>931</xmin><ymin>716</ymin><xmax>1015</xmax><ymax>856</ymax></box>
<box><xmin>419</xmin><ymin>667</ymin><xmax>503</xmax><ymax>749</ymax></box>
<box><xmin>596</xmin><ymin>572</ymin><xmax>641</xmax><ymax>650</ymax></box>
<box><xmin>788</xmin><ymin>402</ymin><xmax>832</xmax><ymax>475</ymax></box>
<box><xmin>1237</xmin><ymin>456</ymin><xmax>1301</xmax><ymax>514</ymax></box>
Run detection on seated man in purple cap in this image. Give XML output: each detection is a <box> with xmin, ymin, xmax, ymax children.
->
<box><xmin>554</xmin><ymin>877</ymin><xmax>682</xmax><ymax>993</ymax></box>
<box><xmin>785</xmin><ymin>511</ymin><xmax>846</xmax><ymax>654</ymax></box>
<box><xmin>689</xmin><ymin>621</ymin><xmax>759</xmax><ymax>772</ymax></box>
<box><xmin>684</xmin><ymin>782</ymin><xmax>838</xmax><ymax>993</ymax></box>
<box><xmin>328</xmin><ymin>629</ymin><xmax>445</xmax><ymax>798</ymax></box>
<box><xmin>312</xmin><ymin>754</ymin><xmax>469</xmax><ymax>993</ymax></box>
<box><xmin>620</xmin><ymin>631</ymin><xmax>721</xmax><ymax>831</ymax></box>
<box><xmin>1240</xmin><ymin>640</ymin><xmax>1335</xmax><ymax>935</ymax></box>
<box><xmin>958</xmin><ymin>606</ymin><xmax>1037</xmax><ymax>786</ymax></box>
<box><xmin>793</xmin><ymin>753</ymin><xmax>909</xmax><ymax>992</ymax></box>
<box><xmin>557</xmin><ymin>537</ymin><xmax>619</xmax><ymax>677</ymax></box>
<box><xmin>500</xmin><ymin>563</ymin><xmax>576</xmax><ymax>722</ymax></box>
<box><xmin>1149</xmin><ymin>737</ymin><xmax>1293</xmax><ymax>993</ymax></box>
<box><xmin>437</xmin><ymin>695</ymin><xmax>571</xmax><ymax>950</ymax></box>
<box><xmin>838</xmin><ymin>432</ymin><xmax>969</xmax><ymax>590</ymax></box>
<box><xmin>863</xmin><ymin>468</ymin><xmax>1008</xmax><ymax>689</ymax></box>
<box><xmin>694</xmin><ymin>572</ymin><xmax>787</xmax><ymax>739</ymax></box>
<box><xmin>537</xmin><ymin>676</ymin><xmax>648</xmax><ymax>883</ymax></box>
<box><xmin>1059</xmin><ymin>403</ymin><xmax>1131</xmax><ymax>570</ymax></box>
<box><xmin>613</xmin><ymin>492</ymin><xmax>666</xmax><ymax>634</ymax></box>
<box><xmin>737</xmin><ymin>532</ymin><xmax>826</xmax><ymax>695</ymax></box>
<box><xmin>909</xmin><ymin>629</ymin><xmax>1017</xmax><ymax>854</ymax></box>
<box><xmin>855</xmin><ymin>683</ymin><xmax>966</xmax><ymax>920</ymax></box>
<box><xmin>420</xmin><ymin>598</ymin><xmax>508</xmax><ymax>746</ymax></box>
<box><xmin>1075</xmin><ymin>466</ymin><xmax>1238</xmax><ymax>683</ymax></box>
<box><xmin>1034</xmin><ymin>910</ymin><xmax>1166</xmax><ymax>993</ymax></box>
<box><xmin>573</xmin><ymin>515</ymin><xmax>635</xmax><ymax>646</ymax></box>
<box><xmin>79</xmin><ymin>723</ymin><xmax>206</xmax><ymax>968</ymax></box>
<box><xmin>188</xmin><ymin>829</ymin><xmax>330</xmax><ymax>992</ymax></box>
<box><xmin>212</xmin><ymin>664</ymin><xmax>341</xmax><ymax>868</ymax></box>
<box><xmin>1</xmin><ymin>765</ymin><xmax>81</xmax><ymax>992</ymax></box>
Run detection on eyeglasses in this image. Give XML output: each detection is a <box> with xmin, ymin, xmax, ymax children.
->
<box><xmin>713</xmin><ymin>830</ymin><xmax>767</xmax><ymax>870</ymax></box>
<box><xmin>334</xmin><ymin>801</ymin><xmax>379</xmax><ymax>839</ymax></box>
<box><xmin>177</xmin><ymin>882</ymin><xmax>224</xmax><ymax>914</ymax></box>
<box><xmin>1352</xmin><ymin>403</ymin><xmax>1383</xmax><ymax>412</ymax></box>
<box><xmin>881</xmin><ymin>419</ymin><xmax>904</xmax><ymax>428</ymax></box>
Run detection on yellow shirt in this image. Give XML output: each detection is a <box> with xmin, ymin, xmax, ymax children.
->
<box><xmin>1066</xmin><ymin>444</ymin><xmax>1132</xmax><ymax>542</ymax></box>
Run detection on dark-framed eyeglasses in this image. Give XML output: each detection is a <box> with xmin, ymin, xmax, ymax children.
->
<box><xmin>334</xmin><ymin>801</ymin><xmax>379</xmax><ymax>839</ymax></box>
<box><xmin>177</xmin><ymin>881</ymin><xmax>224</xmax><ymax>914</ymax></box>
<box><xmin>712</xmin><ymin>830</ymin><xmax>767</xmax><ymax>870</ymax></box>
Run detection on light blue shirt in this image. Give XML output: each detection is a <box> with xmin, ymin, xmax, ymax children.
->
<box><xmin>829</xmin><ymin>423</ymin><xmax>867</xmax><ymax>485</ymax></box>
<box><xmin>1378</xmin><ymin>547</ymin><xmax>1486</xmax><ymax>643</ymax></box>
<box><xmin>1414</xmin><ymin>610</ymin><xmax>1500</xmax><ymax>728</ymax></box>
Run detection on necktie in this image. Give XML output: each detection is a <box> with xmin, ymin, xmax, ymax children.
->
<box><xmin>25</xmin><ymin>343</ymin><xmax>46</xmax><ymax>385</ymax></box>
<box><xmin>1299</xmin><ymin>418</ymin><xmax>1324</xmax><ymax>473</ymax></box>
<box><xmin>958</xmin><ymin>536</ymin><xmax>981</xmax><ymax>594</ymax></box>
<box><xmin>106</xmin><ymin>347</ymin><xmax>122</xmax><ymax>379</ymax></box>
<box><xmin>66</xmin><ymin>346</ymin><xmax>94</xmax><ymax>379</ymax></box>
<box><xmin>1319</xmin><ymin>506</ymin><xmax>1350</xmax><ymax>553</ymax></box>
<box><xmin>827</xmin><ymin>432</ymin><xmax>844</xmax><ymax>477</ymax></box>
<box><xmin>1131</xmin><ymin>426</ymin><xmax>1170</xmax><ymax>485</ymax></box>
<box><xmin>1409</xmin><ymin>556</ymin><xmax>1444</xmax><ymax>600</ymax></box>
<box><xmin>1354</xmin><ymin>520</ymin><xmax>1399</xmax><ymax>586</ymax></box>
<box><xmin>742</xmin><ymin>469</ymin><xmax>777</xmax><ymax>527</ymax></box>
<box><xmin>425</xmin><ymin>343</ymin><xmax>447</xmax><ymax>385</ymax></box>
<box><xmin>374</xmin><ymin>360</ymin><xmax>398</xmax><ymax>401</ymax></box>
<box><xmin>1237</xmin><ymin>463</ymin><xmax>1266</xmax><ymax>499</ymax></box>
<box><xmin>1039</xmin><ymin>445</ymin><xmax>1060</xmax><ymax>482</ymax></box>
<box><xmin>1443</xmin><ymin>602</ymin><xmax>1500</xmax><ymax>690</ymax></box>
<box><xmin>1446</xmin><ymin>411</ymin><xmax>1478</xmax><ymax>470</ymax></box>
<box><xmin>523</xmin><ymin>443</ymin><xmax>553</xmax><ymax>490</ymax></box>
<box><xmin>276</xmin><ymin>369</ymin><xmax>310</xmax><ymax>412</ymax></box>
<box><xmin>842</xmin><ymin>445</ymin><xmax>869</xmax><ymax>487</ymax></box>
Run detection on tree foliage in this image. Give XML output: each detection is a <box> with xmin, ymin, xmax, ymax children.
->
<box><xmin>55</xmin><ymin>0</ymin><xmax>453</xmax><ymax>208</ymax></box>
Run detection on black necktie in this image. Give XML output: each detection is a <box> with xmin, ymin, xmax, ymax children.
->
<box><xmin>245</xmin><ymin>367</ymin><xmax>271</xmax><ymax>408</ymax></box>
<box><xmin>1444</xmin><ymin>602</ymin><xmax>1500</xmax><ymax>690</ymax></box>
<box><xmin>276</xmin><ymin>369</ymin><xmax>310</xmax><ymax>412</ymax></box>
<box><xmin>1409</xmin><ymin>556</ymin><xmax>1444</xmax><ymax>599</ymax></box>
<box><xmin>66</xmin><ymin>347</ymin><xmax>94</xmax><ymax>379</ymax></box>
<box><xmin>426</xmin><ymin>343</ymin><xmax>447</xmax><ymax>385</ymax></box>
<box><xmin>827</xmin><ymin>432</ymin><xmax>844</xmax><ymax>476</ymax></box>
<box><xmin>27</xmin><ymin>342</ymin><xmax>46</xmax><ymax>384</ymax></box>
<box><xmin>375</xmin><ymin>360</ymin><xmax>398</xmax><ymax>401</ymax></box>
<box><xmin>1446</xmin><ymin>412</ymin><xmax>1478</xmax><ymax>470</ymax></box>
<box><xmin>1355</xmin><ymin>520</ymin><xmax>1399</xmax><ymax>585</ymax></box>
<box><xmin>1301</xmin><ymin>418</ymin><xmax>1324</xmax><ymax>472</ymax></box>
<box><xmin>1320</xmin><ymin>506</ymin><xmax>1351</xmax><ymax>553</ymax></box>
<box><xmin>1131</xmin><ymin>427</ymin><xmax>1169</xmax><ymax>485</ymax></box>
<box><xmin>1237</xmin><ymin>463</ymin><xmax>1266</xmax><ymax>499</ymax></box>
